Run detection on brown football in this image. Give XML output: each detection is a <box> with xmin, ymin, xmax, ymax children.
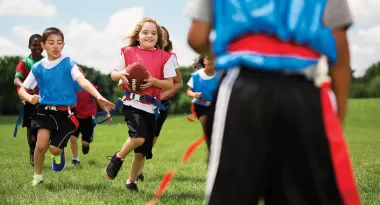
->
<box><xmin>126</xmin><ymin>62</ymin><xmax>150</xmax><ymax>93</ymax></box>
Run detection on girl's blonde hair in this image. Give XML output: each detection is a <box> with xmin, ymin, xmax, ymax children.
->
<box><xmin>125</xmin><ymin>17</ymin><xmax>164</xmax><ymax>49</ymax></box>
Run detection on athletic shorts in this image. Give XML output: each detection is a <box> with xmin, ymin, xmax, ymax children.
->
<box><xmin>36</xmin><ymin>105</ymin><xmax>76</xmax><ymax>149</ymax></box>
<box><xmin>22</xmin><ymin>103</ymin><xmax>37</xmax><ymax>128</ymax></box>
<box><xmin>72</xmin><ymin>116</ymin><xmax>94</xmax><ymax>143</ymax></box>
<box><xmin>122</xmin><ymin>105</ymin><xmax>155</xmax><ymax>160</ymax></box>
<box><xmin>154</xmin><ymin>100</ymin><xmax>169</xmax><ymax>137</ymax></box>
<box><xmin>194</xmin><ymin>103</ymin><xmax>210</xmax><ymax>119</ymax></box>
<box><xmin>205</xmin><ymin>67</ymin><xmax>360</xmax><ymax>205</ymax></box>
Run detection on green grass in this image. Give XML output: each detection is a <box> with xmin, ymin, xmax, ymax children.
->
<box><xmin>1</xmin><ymin>98</ymin><xmax>380</xmax><ymax>204</ymax></box>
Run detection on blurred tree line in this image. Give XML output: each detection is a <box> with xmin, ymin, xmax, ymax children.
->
<box><xmin>0</xmin><ymin>56</ymin><xmax>195</xmax><ymax>115</ymax></box>
<box><xmin>1</xmin><ymin>55</ymin><xmax>378</xmax><ymax>115</ymax></box>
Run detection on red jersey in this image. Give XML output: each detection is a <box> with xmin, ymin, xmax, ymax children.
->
<box><xmin>120</xmin><ymin>47</ymin><xmax>171</xmax><ymax>103</ymax></box>
<box><xmin>75</xmin><ymin>83</ymin><xmax>98</xmax><ymax>119</ymax></box>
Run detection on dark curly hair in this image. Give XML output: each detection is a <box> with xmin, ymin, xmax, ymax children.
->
<box><xmin>161</xmin><ymin>26</ymin><xmax>173</xmax><ymax>52</ymax></box>
<box><xmin>192</xmin><ymin>55</ymin><xmax>205</xmax><ymax>70</ymax></box>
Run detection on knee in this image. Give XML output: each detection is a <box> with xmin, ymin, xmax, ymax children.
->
<box><xmin>35</xmin><ymin>143</ymin><xmax>48</xmax><ymax>153</ymax></box>
<box><xmin>49</xmin><ymin>145</ymin><xmax>63</xmax><ymax>155</ymax></box>
<box><xmin>133</xmin><ymin>137</ymin><xmax>145</xmax><ymax>146</ymax></box>
<box><xmin>134</xmin><ymin>153</ymin><xmax>145</xmax><ymax>161</ymax></box>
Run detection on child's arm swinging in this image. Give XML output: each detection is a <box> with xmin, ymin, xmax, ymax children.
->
<box><xmin>18</xmin><ymin>72</ymin><xmax>39</xmax><ymax>104</ymax></box>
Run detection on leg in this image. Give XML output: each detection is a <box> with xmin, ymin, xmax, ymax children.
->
<box><xmin>70</xmin><ymin>136</ymin><xmax>79</xmax><ymax>159</ymax></box>
<box><xmin>206</xmin><ymin>68</ymin><xmax>276</xmax><ymax>205</ymax></box>
<box><xmin>105</xmin><ymin>106</ymin><xmax>147</xmax><ymax>180</ymax></box>
<box><xmin>128</xmin><ymin>153</ymin><xmax>145</xmax><ymax>184</ymax></box>
<box><xmin>34</xmin><ymin>128</ymin><xmax>50</xmax><ymax>175</ymax></box>
<box><xmin>49</xmin><ymin>111</ymin><xmax>76</xmax><ymax>172</ymax></box>
<box><xmin>137</xmin><ymin>107</ymin><xmax>168</xmax><ymax>180</ymax></box>
<box><xmin>80</xmin><ymin>117</ymin><xmax>94</xmax><ymax>155</ymax></box>
<box><xmin>70</xmin><ymin>126</ymin><xmax>80</xmax><ymax>160</ymax></box>
<box><xmin>126</xmin><ymin>110</ymin><xmax>155</xmax><ymax>191</ymax></box>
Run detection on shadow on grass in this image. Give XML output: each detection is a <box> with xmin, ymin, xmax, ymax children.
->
<box><xmin>158</xmin><ymin>192</ymin><xmax>204</xmax><ymax>202</ymax></box>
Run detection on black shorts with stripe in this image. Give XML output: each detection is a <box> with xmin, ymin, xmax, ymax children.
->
<box><xmin>205</xmin><ymin>68</ymin><xmax>360</xmax><ymax>205</ymax></box>
<box><xmin>122</xmin><ymin>105</ymin><xmax>155</xmax><ymax>160</ymax></box>
<box><xmin>36</xmin><ymin>105</ymin><xmax>76</xmax><ymax>149</ymax></box>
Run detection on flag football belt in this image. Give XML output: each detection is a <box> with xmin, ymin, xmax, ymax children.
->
<box><xmin>195</xmin><ymin>98</ymin><xmax>211</xmax><ymax>106</ymax></box>
<box><xmin>94</xmin><ymin>91</ymin><xmax>166</xmax><ymax>124</ymax></box>
<box><xmin>43</xmin><ymin>104</ymin><xmax>79</xmax><ymax>132</ymax></box>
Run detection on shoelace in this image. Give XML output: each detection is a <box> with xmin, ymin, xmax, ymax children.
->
<box><xmin>52</xmin><ymin>155</ymin><xmax>61</xmax><ymax>164</ymax></box>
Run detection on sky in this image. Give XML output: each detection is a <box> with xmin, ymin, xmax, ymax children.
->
<box><xmin>0</xmin><ymin>0</ymin><xmax>379</xmax><ymax>77</ymax></box>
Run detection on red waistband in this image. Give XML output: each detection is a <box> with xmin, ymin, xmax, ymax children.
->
<box><xmin>44</xmin><ymin>104</ymin><xmax>76</xmax><ymax>111</ymax></box>
<box><xmin>227</xmin><ymin>34</ymin><xmax>320</xmax><ymax>59</ymax></box>
<box><xmin>197</xmin><ymin>99</ymin><xmax>211</xmax><ymax>105</ymax></box>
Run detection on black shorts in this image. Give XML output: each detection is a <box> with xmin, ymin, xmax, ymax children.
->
<box><xmin>72</xmin><ymin>116</ymin><xmax>94</xmax><ymax>143</ymax></box>
<box><xmin>194</xmin><ymin>103</ymin><xmax>210</xmax><ymax>119</ymax></box>
<box><xmin>154</xmin><ymin>100</ymin><xmax>169</xmax><ymax>137</ymax></box>
<box><xmin>36</xmin><ymin>105</ymin><xmax>76</xmax><ymax>149</ymax></box>
<box><xmin>205</xmin><ymin>68</ymin><xmax>360</xmax><ymax>205</ymax></box>
<box><xmin>22</xmin><ymin>103</ymin><xmax>37</xmax><ymax>128</ymax></box>
<box><xmin>122</xmin><ymin>105</ymin><xmax>155</xmax><ymax>159</ymax></box>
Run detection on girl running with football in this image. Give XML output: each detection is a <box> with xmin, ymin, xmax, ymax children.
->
<box><xmin>105</xmin><ymin>17</ymin><xmax>176</xmax><ymax>192</ymax></box>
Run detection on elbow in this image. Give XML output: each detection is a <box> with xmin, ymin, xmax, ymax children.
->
<box><xmin>187</xmin><ymin>35</ymin><xmax>208</xmax><ymax>54</ymax></box>
<box><xmin>186</xmin><ymin>88</ymin><xmax>192</xmax><ymax>97</ymax></box>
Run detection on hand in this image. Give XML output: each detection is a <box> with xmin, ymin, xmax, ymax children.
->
<box><xmin>193</xmin><ymin>92</ymin><xmax>202</xmax><ymax>99</ymax></box>
<box><xmin>119</xmin><ymin>65</ymin><xmax>130</xmax><ymax>86</ymax></box>
<box><xmin>97</xmin><ymin>96</ymin><xmax>116</xmax><ymax>113</ymax></box>
<box><xmin>28</xmin><ymin>94</ymin><xmax>40</xmax><ymax>105</ymax></box>
<box><xmin>141</xmin><ymin>71</ymin><xmax>156</xmax><ymax>90</ymax></box>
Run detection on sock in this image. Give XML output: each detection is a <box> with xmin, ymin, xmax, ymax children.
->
<box><xmin>116</xmin><ymin>152</ymin><xmax>124</xmax><ymax>161</ymax></box>
<box><xmin>34</xmin><ymin>173</ymin><xmax>43</xmax><ymax>180</ymax></box>
<box><xmin>126</xmin><ymin>180</ymin><xmax>135</xmax><ymax>184</ymax></box>
<box><xmin>73</xmin><ymin>157</ymin><xmax>80</xmax><ymax>161</ymax></box>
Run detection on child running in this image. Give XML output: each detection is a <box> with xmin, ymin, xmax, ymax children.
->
<box><xmin>184</xmin><ymin>0</ymin><xmax>360</xmax><ymax>204</ymax></box>
<box><xmin>14</xmin><ymin>34</ymin><xmax>44</xmax><ymax>167</ymax></box>
<box><xmin>187</xmin><ymin>55</ymin><xmax>217</xmax><ymax>150</ymax></box>
<box><xmin>18</xmin><ymin>27</ymin><xmax>115</xmax><ymax>186</ymax></box>
<box><xmin>136</xmin><ymin>25</ymin><xmax>184</xmax><ymax>182</ymax></box>
<box><xmin>105</xmin><ymin>17</ymin><xmax>176</xmax><ymax>191</ymax></box>
<box><xmin>70</xmin><ymin>65</ymin><xmax>112</xmax><ymax>165</ymax></box>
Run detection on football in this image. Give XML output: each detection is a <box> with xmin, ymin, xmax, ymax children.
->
<box><xmin>125</xmin><ymin>62</ymin><xmax>150</xmax><ymax>93</ymax></box>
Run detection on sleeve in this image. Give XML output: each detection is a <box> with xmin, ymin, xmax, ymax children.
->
<box><xmin>163</xmin><ymin>57</ymin><xmax>177</xmax><ymax>78</ymax></box>
<box><xmin>15</xmin><ymin>61</ymin><xmax>27</xmax><ymax>79</ymax></box>
<box><xmin>323</xmin><ymin>0</ymin><xmax>353</xmax><ymax>30</ymax></box>
<box><xmin>23</xmin><ymin>71</ymin><xmax>38</xmax><ymax>90</ymax></box>
<box><xmin>171</xmin><ymin>54</ymin><xmax>180</xmax><ymax>69</ymax></box>
<box><xmin>114</xmin><ymin>54</ymin><xmax>126</xmax><ymax>72</ymax></box>
<box><xmin>71</xmin><ymin>64</ymin><xmax>84</xmax><ymax>80</ymax></box>
<box><xmin>183</xmin><ymin>0</ymin><xmax>214</xmax><ymax>26</ymax></box>
<box><xmin>187</xmin><ymin>77</ymin><xmax>194</xmax><ymax>88</ymax></box>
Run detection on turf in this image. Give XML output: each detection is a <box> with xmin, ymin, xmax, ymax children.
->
<box><xmin>0</xmin><ymin>99</ymin><xmax>379</xmax><ymax>204</ymax></box>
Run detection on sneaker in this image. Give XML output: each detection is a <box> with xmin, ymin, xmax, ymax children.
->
<box><xmin>72</xmin><ymin>159</ymin><xmax>80</xmax><ymax>165</ymax></box>
<box><xmin>30</xmin><ymin>150</ymin><xmax>35</xmax><ymax>167</ymax></box>
<box><xmin>31</xmin><ymin>177</ymin><xmax>43</xmax><ymax>186</ymax></box>
<box><xmin>52</xmin><ymin>151</ymin><xmax>66</xmax><ymax>172</ymax></box>
<box><xmin>126</xmin><ymin>182</ymin><xmax>138</xmax><ymax>192</ymax></box>
<box><xmin>105</xmin><ymin>152</ymin><xmax>124</xmax><ymax>180</ymax></box>
<box><xmin>82</xmin><ymin>145</ymin><xmax>90</xmax><ymax>155</ymax></box>
<box><xmin>136</xmin><ymin>173</ymin><xmax>144</xmax><ymax>182</ymax></box>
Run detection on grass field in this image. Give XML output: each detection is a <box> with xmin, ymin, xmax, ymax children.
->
<box><xmin>1</xmin><ymin>99</ymin><xmax>380</xmax><ymax>205</ymax></box>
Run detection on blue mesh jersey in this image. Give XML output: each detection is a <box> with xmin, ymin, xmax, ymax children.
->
<box><xmin>32</xmin><ymin>57</ymin><xmax>78</xmax><ymax>106</ymax></box>
<box><xmin>191</xmin><ymin>70</ymin><xmax>219</xmax><ymax>106</ymax></box>
<box><xmin>213</xmin><ymin>0</ymin><xmax>336</xmax><ymax>72</ymax></box>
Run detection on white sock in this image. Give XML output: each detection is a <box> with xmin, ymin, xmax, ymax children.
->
<box><xmin>126</xmin><ymin>180</ymin><xmax>135</xmax><ymax>184</ymax></box>
<box><xmin>34</xmin><ymin>173</ymin><xmax>43</xmax><ymax>180</ymax></box>
<box><xmin>73</xmin><ymin>157</ymin><xmax>80</xmax><ymax>161</ymax></box>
